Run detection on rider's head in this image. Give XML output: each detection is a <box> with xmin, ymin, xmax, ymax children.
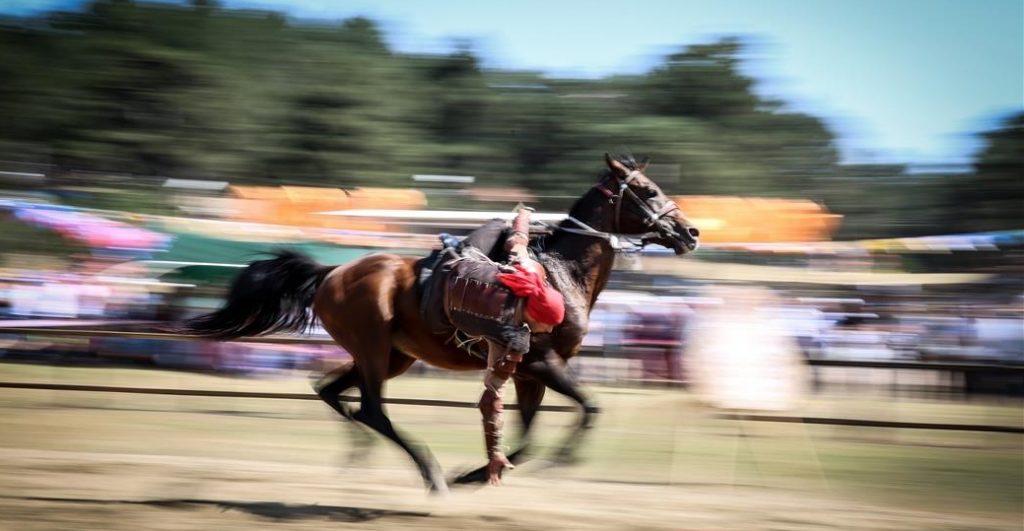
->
<box><xmin>497</xmin><ymin>261</ymin><xmax>565</xmax><ymax>333</ymax></box>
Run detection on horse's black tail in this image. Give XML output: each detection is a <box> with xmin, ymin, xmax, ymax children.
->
<box><xmin>182</xmin><ymin>250</ymin><xmax>333</xmax><ymax>340</ymax></box>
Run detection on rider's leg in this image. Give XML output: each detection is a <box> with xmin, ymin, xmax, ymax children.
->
<box><xmin>462</xmin><ymin>218</ymin><xmax>509</xmax><ymax>261</ymax></box>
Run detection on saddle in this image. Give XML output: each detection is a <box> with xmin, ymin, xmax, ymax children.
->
<box><xmin>419</xmin><ymin>241</ymin><xmax>530</xmax><ymax>356</ymax></box>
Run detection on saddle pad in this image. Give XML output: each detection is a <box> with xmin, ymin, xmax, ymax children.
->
<box><xmin>421</xmin><ymin>255</ymin><xmax>531</xmax><ymax>353</ymax></box>
<box><xmin>445</xmin><ymin>259</ymin><xmax>512</xmax><ymax>322</ymax></box>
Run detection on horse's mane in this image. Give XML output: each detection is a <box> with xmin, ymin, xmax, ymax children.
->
<box><xmin>537</xmin><ymin>251</ymin><xmax>587</xmax><ymax>292</ymax></box>
<box><xmin>524</xmin><ymin>154</ymin><xmax>645</xmax><ymax>306</ymax></box>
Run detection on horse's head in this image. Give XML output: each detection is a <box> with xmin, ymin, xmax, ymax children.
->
<box><xmin>589</xmin><ymin>153</ymin><xmax>700</xmax><ymax>255</ymax></box>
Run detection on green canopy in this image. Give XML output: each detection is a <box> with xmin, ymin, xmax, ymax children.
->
<box><xmin>155</xmin><ymin>231</ymin><xmax>383</xmax><ymax>265</ymax></box>
<box><xmin>146</xmin><ymin>231</ymin><xmax>415</xmax><ymax>287</ymax></box>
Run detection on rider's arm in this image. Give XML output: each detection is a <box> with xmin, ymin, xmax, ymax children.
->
<box><xmin>478</xmin><ymin>206</ymin><xmax>535</xmax><ymax>486</ymax></box>
<box><xmin>505</xmin><ymin>206</ymin><xmax>533</xmax><ymax>261</ymax></box>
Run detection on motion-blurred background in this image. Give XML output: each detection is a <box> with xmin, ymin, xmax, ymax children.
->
<box><xmin>0</xmin><ymin>1</ymin><xmax>1020</xmax><ymax>529</ymax></box>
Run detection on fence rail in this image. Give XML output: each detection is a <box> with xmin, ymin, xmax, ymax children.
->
<box><xmin>2</xmin><ymin>325</ymin><xmax>1021</xmax><ymax>374</ymax></box>
<box><xmin>0</xmin><ymin>325</ymin><xmax>337</xmax><ymax>345</ymax></box>
<box><xmin>0</xmin><ymin>381</ymin><xmax>574</xmax><ymax>412</ymax></box>
<box><xmin>1</xmin><ymin>381</ymin><xmax>1021</xmax><ymax>434</ymax></box>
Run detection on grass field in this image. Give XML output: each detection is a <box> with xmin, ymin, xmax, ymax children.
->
<box><xmin>0</xmin><ymin>362</ymin><xmax>1021</xmax><ymax>530</ymax></box>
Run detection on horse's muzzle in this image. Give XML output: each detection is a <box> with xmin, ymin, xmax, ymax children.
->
<box><xmin>662</xmin><ymin>222</ymin><xmax>699</xmax><ymax>255</ymax></box>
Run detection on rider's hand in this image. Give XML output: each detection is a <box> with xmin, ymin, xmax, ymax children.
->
<box><xmin>486</xmin><ymin>452</ymin><xmax>514</xmax><ymax>486</ymax></box>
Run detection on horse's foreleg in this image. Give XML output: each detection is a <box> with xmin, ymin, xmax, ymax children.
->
<box><xmin>518</xmin><ymin>353</ymin><xmax>600</xmax><ymax>464</ymax></box>
<box><xmin>451</xmin><ymin>371</ymin><xmax>546</xmax><ymax>486</ymax></box>
<box><xmin>507</xmin><ymin>375</ymin><xmax>546</xmax><ymax>464</ymax></box>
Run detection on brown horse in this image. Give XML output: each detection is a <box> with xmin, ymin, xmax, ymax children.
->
<box><xmin>184</xmin><ymin>154</ymin><xmax>699</xmax><ymax>493</ymax></box>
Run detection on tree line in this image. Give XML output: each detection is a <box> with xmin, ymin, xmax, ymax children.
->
<box><xmin>0</xmin><ymin>0</ymin><xmax>1019</xmax><ymax>239</ymax></box>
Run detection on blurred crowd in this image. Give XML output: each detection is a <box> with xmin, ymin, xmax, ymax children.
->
<box><xmin>584</xmin><ymin>287</ymin><xmax>1023</xmax><ymax>382</ymax></box>
<box><xmin>1</xmin><ymin>266</ymin><xmax>1020</xmax><ymax>388</ymax></box>
<box><xmin>0</xmin><ymin>267</ymin><xmax>329</xmax><ymax>374</ymax></box>
<box><xmin>1</xmin><ymin>271</ymin><xmax>159</xmax><ymax>321</ymax></box>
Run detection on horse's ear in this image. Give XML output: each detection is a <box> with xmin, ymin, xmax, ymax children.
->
<box><xmin>605</xmin><ymin>153</ymin><xmax>630</xmax><ymax>177</ymax></box>
<box><xmin>637</xmin><ymin>157</ymin><xmax>650</xmax><ymax>172</ymax></box>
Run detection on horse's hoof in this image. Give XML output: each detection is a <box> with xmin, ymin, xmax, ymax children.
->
<box><xmin>421</xmin><ymin>466</ymin><xmax>450</xmax><ymax>497</ymax></box>
<box><xmin>345</xmin><ymin>447</ymin><xmax>372</xmax><ymax>466</ymax></box>
<box><xmin>552</xmin><ymin>447</ymin><xmax>581</xmax><ymax>466</ymax></box>
<box><xmin>450</xmin><ymin>466</ymin><xmax>488</xmax><ymax>486</ymax></box>
<box><xmin>428</xmin><ymin>479</ymin><xmax>450</xmax><ymax>497</ymax></box>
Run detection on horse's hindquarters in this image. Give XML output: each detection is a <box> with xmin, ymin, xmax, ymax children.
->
<box><xmin>314</xmin><ymin>253</ymin><xmax>486</xmax><ymax>372</ymax></box>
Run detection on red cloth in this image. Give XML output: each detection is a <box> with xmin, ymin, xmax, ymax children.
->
<box><xmin>497</xmin><ymin>263</ymin><xmax>565</xmax><ymax>325</ymax></box>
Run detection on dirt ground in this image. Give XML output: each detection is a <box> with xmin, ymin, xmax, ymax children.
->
<box><xmin>0</xmin><ymin>367</ymin><xmax>1020</xmax><ymax>530</ymax></box>
<box><xmin>0</xmin><ymin>447</ymin><xmax>1017</xmax><ymax>531</ymax></box>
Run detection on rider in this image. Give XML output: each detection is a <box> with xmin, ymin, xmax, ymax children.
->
<box><xmin>465</xmin><ymin>207</ymin><xmax>565</xmax><ymax>485</ymax></box>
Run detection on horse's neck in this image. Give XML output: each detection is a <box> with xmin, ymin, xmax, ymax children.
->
<box><xmin>544</xmin><ymin>223</ymin><xmax>616</xmax><ymax>310</ymax></box>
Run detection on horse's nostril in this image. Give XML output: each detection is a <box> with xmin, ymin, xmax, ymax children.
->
<box><xmin>688</xmin><ymin>227</ymin><xmax>700</xmax><ymax>238</ymax></box>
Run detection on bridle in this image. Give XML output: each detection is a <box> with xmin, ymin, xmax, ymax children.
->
<box><xmin>593</xmin><ymin>170</ymin><xmax>681</xmax><ymax>235</ymax></box>
<box><xmin>556</xmin><ymin>170</ymin><xmax>683</xmax><ymax>250</ymax></box>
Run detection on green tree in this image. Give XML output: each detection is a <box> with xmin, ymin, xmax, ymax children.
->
<box><xmin>641</xmin><ymin>39</ymin><xmax>759</xmax><ymax>119</ymax></box>
<box><xmin>958</xmin><ymin>113</ymin><xmax>1024</xmax><ymax>233</ymax></box>
<box><xmin>4</xmin><ymin>2</ymin><xmax>1012</xmax><ymax>243</ymax></box>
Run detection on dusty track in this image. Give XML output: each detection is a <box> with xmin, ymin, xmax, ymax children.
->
<box><xmin>0</xmin><ymin>448</ymin><xmax>1016</xmax><ymax>531</ymax></box>
<box><xmin>0</xmin><ymin>367</ymin><xmax>1020</xmax><ymax>530</ymax></box>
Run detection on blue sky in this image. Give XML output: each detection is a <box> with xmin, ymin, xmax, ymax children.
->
<box><xmin>4</xmin><ymin>0</ymin><xmax>1022</xmax><ymax>167</ymax></box>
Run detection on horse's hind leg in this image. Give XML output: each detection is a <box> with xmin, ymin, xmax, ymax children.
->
<box><xmin>316</xmin><ymin>353</ymin><xmax>419</xmax><ymax>463</ymax></box>
<box><xmin>314</xmin><ymin>361</ymin><xmax>361</xmax><ymax>420</ymax></box>
<box><xmin>314</xmin><ymin>361</ymin><xmax>375</xmax><ymax>461</ymax></box>
<box><xmin>353</xmin><ymin>347</ymin><xmax>448</xmax><ymax>494</ymax></box>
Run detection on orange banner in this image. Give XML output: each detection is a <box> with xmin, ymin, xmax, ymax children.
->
<box><xmin>673</xmin><ymin>196</ymin><xmax>841</xmax><ymax>243</ymax></box>
<box><xmin>228</xmin><ymin>185</ymin><xmax>426</xmax><ymax>231</ymax></box>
